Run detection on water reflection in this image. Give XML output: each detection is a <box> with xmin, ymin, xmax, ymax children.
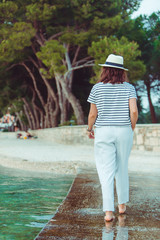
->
<box><xmin>102</xmin><ymin>215</ymin><xmax>128</xmax><ymax>240</ymax></box>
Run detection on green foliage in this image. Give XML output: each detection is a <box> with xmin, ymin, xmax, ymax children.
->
<box><xmin>12</xmin><ymin>99</ymin><xmax>24</xmax><ymax>112</ymax></box>
<box><xmin>26</xmin><ymin>2</ymin><xmax>56</xmax><ymax>23</ymax></box>
<box><xmin>144</xmin><ymin>13</ymin><xmax>160</xmax><ymax>79</ymax></box>
<box><xmin>0</xmin><ymin>89</ymin><xmax>24</xmax><ymax>115</ymax></box>
<box><xmin>59</xmin><ymin>31</ymin><xmax>76</xmax><ymax>45</ymax></box>
<box><xmin>70</xmin><ymin>0</ymin><xmax>120</xmax><ymax>25</ymax></box>
<box><xmin>9</xmin><ymin>22</ymin><xmax>35</xmax><ymax>49</ymax></box>
<box><xmin>128</xmin><ymin>60</ymin><xmax>146</xmax><ymax>82</ymax></box>
<box><xmin>2</xmin><ymin>129</ymin><xmax>9</xmax><ymax>132</ymax></box>
<box><xmin>0</xmin><ymin>1</ymin><xmax>18</xmax><ymax>22</ymax></box>
<box><xmin>20</xmin><ymin>113</ymin><xmax>28</xmax><ymax>125</ymax></box>
<box><xmin>59</xmin><ymin>30</ymin><xmax>93</xmax><ymax>46</ymax></box>
<box><xmin>119</xmin><ymin>12</ymin><xmax>160</xmax><ymax>76</ymax></box>
<box><xmin>58</xmin><ymin>114</ymin><xmax>77</xmax><ymax>127</ymax></box>
<box><xmin>153</xmin><ymin>36</ymin><xmax>160</xmax><ymax>71</ymax></box>
<box><xmin>92</xmin><ymin>15</ymin><xmax>123</xmax><ymax>36</ymax></box>
<box><xmin>0</xmin><ymin>67</ymin><xmax>19</xmax><ymax>114</ymax></box>
<box><xmin>88</xmin><ymin>36</ymin><xmax>146</xmax><ymax>83</ymax></box>
<box><xmin>0</xmin><ymin>22</ymin><xmax>35</xmax><ymax>62</ymax></box>
<box><xmin>120</xmin><ymin>0</ymin><xmax>141</xmax><ymax>16</ymax></box>
<box><xmin>37</xmin><ymin>40</ymin><xmax>66</xmax><ymax>76</ymax></box>
<box><xmin>0</xmin><ymin>0</ymin><xmax>157</xmax><ymax>125</ymax></box>
<box><xmin>71</xmin><ymin>0</ymin><xmax>140</xmax><ymax>25</ymax></box>
<box><xmin>138</xmin><ymin>107</ymin><xmax>160</xmax><ymax>124</ymax></box>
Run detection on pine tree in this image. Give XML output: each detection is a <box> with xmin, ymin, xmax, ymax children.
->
<box><xmin>0</xmin><ymin>0</ymin><xmax>145</xmax><ymax>128</ymax></box>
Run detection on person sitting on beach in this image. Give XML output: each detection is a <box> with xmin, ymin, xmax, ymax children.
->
<box><xmin>25</xmin><ymin>131</ymin><xmax>33</xmax><ymax>139</ymax></box>
<box><xmin>17</xmin><ymin>133</ymin><xmax>22</xmax><ymax>139</ymax></box>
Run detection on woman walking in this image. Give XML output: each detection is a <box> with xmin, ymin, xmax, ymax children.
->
<box><xmin>87</xmin><ymin>54</ymin><xmax>138</xmax><ymax>221</ymax></box>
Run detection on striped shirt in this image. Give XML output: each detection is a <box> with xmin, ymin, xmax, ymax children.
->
<box><xmin>87</xmin><ymin>82</ymin><xmax>137</xmax><ymax>127</ymax></box>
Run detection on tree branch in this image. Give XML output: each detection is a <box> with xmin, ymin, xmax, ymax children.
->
<box><xmin>35</xmin><ymin>33</ymin><xmax>44</xmax><ymax>46</ymax></box>
<box><xmin>64</xmin><ymin>43</ymin><xmax>71</xmax><ymax>70</ymax></box>
<box><xmin>31</xmin><ymin>44</ymin><xmax>44</xmax><ymax>68</ymax></box>
<box><xmin>39</xmin><ymin>31</ymin><xmax>46</xmax><ymax>43</ymax></box>
<box><xmin>72</xmin><ymin>46</ymin><xmax>80</xmax><ymax>66</ymax></box>
<box><xmin>29</xmin><ymin>56</ymin><xmax>39</xmax><ymax>69</ymax></box>
<box><xmin>29</xmin><ymin>57</ymin><xmax>59</xmax><ymax>116</ymax></box>
<box><xmin>72</xmin><ymin>56</ymin><xmax>93</xmax><ymax>67</ymax></box>
<box><xmin>6</xmin><ymin>63</ymin><xmax>19</xmax><ymax>71</ymax></box>
<box><xmin>64</xmin><ymin>61</ymin><xmax>95</xmax><ymax>79</ymax></box>
<box><xmin>48</xmin><ymin>32</ymin><xmax>63</xmax><ymax>41</ymax></box>
<box><xmin>20</xmin><ymin>62</ymin><xmax>46</xmax><ymax>107</ymax></box>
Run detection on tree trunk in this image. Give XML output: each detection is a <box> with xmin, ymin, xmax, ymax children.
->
<box><xmin>48</xmin><ymin>94</ymin><xmax>58</xmax><ymax>127</ymax></box>
<box><xmin>64</xmin><ymin>43</ymin><xmax>74</xmax><ymax>89</ymax></box>
<box><xmin>56</xmin><ymin>79</ymin><xmax>68</xmax><ymax>124</ymax></box>
<box><xmin>40</xmin><ymin>75</ymin><xmax>59</xmax><ymax>121</ymax></box>
<box><xmin>29</xmin><ymin>58</ymin><xmax>59</xmax><ymax>126</ymax></box>
<box><xmin>23</xmin><ymin>105</ymin><xmax>33</xmax><ymax>129</ymax></box>
<box><xmin>15</xmin><ymin>112</ymin><xmax>25</xmax><ymax>131</ymax></box>
<box><xmin>38</xmin><ymin>76</ymin><xmax>59</xmax><ymax>126</ymax></box>
<box><xmin>32</xmin><ymin>104</ymin><xmax>40</xmax><ymax>129</ymax></box>
<box><xmin>21</xmin><ymin>62</ymin><xmax>59</xmax><ymax>128</ymax></box>
<box><xmin>22</xmin><ymin>98</ymin><xmax>37</xmax><ymax>130</ymax></box>
<box><xmin>34</xmin><ymin>104</ymin><xmax>44</xmax><ymax>129</ymax></box>
<box><xmin>40</xmin><ymin>111</ymin><xmax>44</xmax><ymax>129</ymax></box>
<box><xmin>30</xmin><ymin>87</ymin><xmax>41</xmax><ymax>129</ymax></box>
<box><xmin>44</xmin><ymin>109</ymin><xmax>49</xmax><ymax>128</ymax></box>
<box><xmin>46</xmin><ymin>96</ymin><xmax>52</xmax><ymax>128</ymax></box>
<box><xmin>30</xmin><ymin>46</ymin><xmax>59</xmax><ymax>127</ymax></box>
<box><xmin>55</xmin><ymin>73</ymin><xmax>85</xmax><ymax>125</ymax></box>
<box><xmin>21</xmin><ymin>62</ymin><xmax>46</xmax><ymax>108</ymax></box>
<box><xmin>62</xmin><ymin>97</ymin><xmax>69</xmax><ymax>123</ymax></box>
<box><xmin>12</xmin><ymin>104</ymin><xmax>25</xmax><ymax>130</ymax></box>
<box><xmin>146</xmin><ymin>82</ymin><xmax>157</xmax><ymax>123</ymax></box>
<box><xmin>63</xmin><ymin>44</ymin><xmax>74</xmax><ymax>120</ymax></box>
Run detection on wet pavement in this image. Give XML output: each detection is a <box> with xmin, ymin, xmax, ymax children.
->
<box><xmin>35</xmin><ymin>167</ymin><xmax>160</xmax><ymax>240</ymax></box>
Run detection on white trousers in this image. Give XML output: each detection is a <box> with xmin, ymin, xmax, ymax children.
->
<box><xmin>94</xmin><ymin>126</ymin><xmax>133</xmax><ymax>212</ymax></box>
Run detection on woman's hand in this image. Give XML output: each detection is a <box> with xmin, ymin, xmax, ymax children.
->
<box><xmin>87</xmin><ymin>130</ymin><xmax>95</xmax><ymax>139</ymax></box>
<box><xmin>129</xmin><ymin>98</ymin><xmax>138</xmax><ymax>130</ymax></box>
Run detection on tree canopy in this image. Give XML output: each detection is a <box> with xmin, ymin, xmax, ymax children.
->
<box><xmin>120</xmin><ymin>11</ymin><xmax>160</xmax><ymax>122</ymax></box>
<box><xmin>0</xmin><ymin>0</ymin><xmax>159</xmax><ymax>130</ymax></box>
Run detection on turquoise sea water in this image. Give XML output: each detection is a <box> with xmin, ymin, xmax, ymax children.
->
<box><xmin>0</xmin><ymin>166</ymin><xmax>74</xmax><ymax>240</ymax></box>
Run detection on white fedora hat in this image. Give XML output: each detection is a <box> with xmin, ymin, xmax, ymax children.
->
<box><xmin>98</xmin><ymin>54</ymin><xmax>128</xmax><ymax>71</ymax></box>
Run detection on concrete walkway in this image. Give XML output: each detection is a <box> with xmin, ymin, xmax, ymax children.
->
<box><xmin>0</xmin><ymin>138</ymin><xmax>160</xmax><ymax>239</ymax></box>
<box><xmin>35</xmin><ymin>167</ymin><xmax>160</xmax><ymax>240</ymax></box>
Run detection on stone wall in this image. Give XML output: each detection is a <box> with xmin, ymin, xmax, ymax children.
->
<box><xmin>1</xmin><ymin>124</ymin><xmax>160</xmax><ymax>152</ymax></box>
<box><xmin>31</xmin><ymin>125</ymin><xmax>90</xmax><ymax>145</ymax></box>
<box><xmin>31</xmin><ymin>124</ymin><xmax>160</xmax><ymax>152</ymax></box>
<box><xmin>132</xmin><ymin>124</ymin><xmax>160</xmax><ymax>152</ymax></box>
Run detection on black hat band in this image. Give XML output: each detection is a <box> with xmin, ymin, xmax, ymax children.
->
<box><xmin>105</xmin><ymin>61</ymin><xmax>123</xmax><ymax>68</ymax></box>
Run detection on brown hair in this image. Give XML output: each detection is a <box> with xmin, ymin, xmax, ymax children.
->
<box><xmin>98</xmin><ymin>67</ymin><xmax>127</xmax><ymax>84</ymax></box>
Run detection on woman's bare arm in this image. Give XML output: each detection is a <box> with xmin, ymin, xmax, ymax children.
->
<box><xmin>88</xmin><ymin>103</ymin><xmax>98</xmax><ymax>130</ymax></box>
<box><xmin>129</xmin><ymin>98</ymin><xmax>138</xmax><ymax>130</ymax></box>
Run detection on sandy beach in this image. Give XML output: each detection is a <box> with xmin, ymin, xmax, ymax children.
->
<box><xmin>0</xmin><ymin>138</ymin><xmax>160</xmax><ymax>175</ymax></box>
<box><xmin>0</xmin><ymin>139</ymin><xmax>95</xmax><ymax>175</ymax></box>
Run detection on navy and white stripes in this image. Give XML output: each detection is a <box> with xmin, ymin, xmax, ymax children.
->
<box><xmin>87</xmin><ymin>82</ymin><xmax>137</xmax><ymax>127</ymax></box>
